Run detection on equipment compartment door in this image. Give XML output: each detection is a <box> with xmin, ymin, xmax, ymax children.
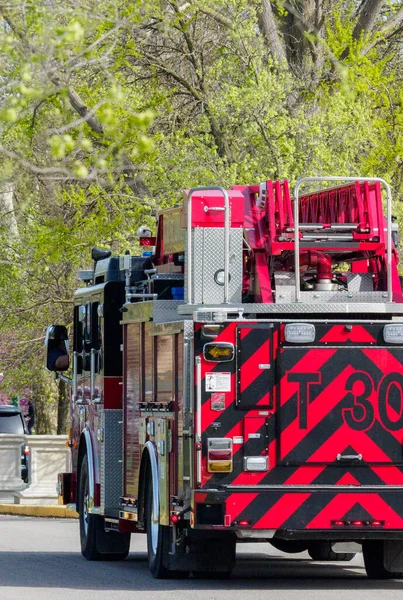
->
<box><xmin>236</xmin><ymin>324</ymin><xmax>274</xmax><ymax>409</ymax></box>
<box><xmin>279</xmin><ymin>347</ymin><xmax>403</xmax><ymax>466</ymax></box>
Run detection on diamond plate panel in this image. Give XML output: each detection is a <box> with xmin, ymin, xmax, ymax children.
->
<box><xmin>153</xmin><ymin>300</ymin><xmax>182</xmax><ymax>323</ymax></box>
<box><xmin>297</xmin><ymin>290</ymin><xmax>387</xmax><ymax>303</ymax></box>
<box><xmin>274</xmin><ymin>272</ymin><xmax>296</xmax><ymax>294</ymax></box>
<box><xmin>192</xmin><ymin>228</ymin><xmax>204</xmax><ymax>303</ymax></box>
<box><xmin>152</xmin><ymin>273</ymin><xmax>184</xmax><ymax>281</ymax></box>
<box><xmin>274</xmin><ymin>272</ymin><xmax>381</xmax><ymax>303</ymax></box>
<box><xmin>346</xmin><ymin>273</ymin><xmax>374</xmax><ymax>292</ymax></box>
<box><xmin>178</xmin><ymin>302</ymin><xmax>403</xmax><ymax>314</ymax></box>
<box><xmin>191</xmin><ymin>228</ymin><xmax>243</xmax><ymax>305</ymax></box>
<box><xmin>101</xmin><ymin>409</ymin><xmax>123</xmax><ymax>513</ymax></box>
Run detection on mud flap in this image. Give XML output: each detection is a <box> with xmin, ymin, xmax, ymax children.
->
<box><xmin>96</xmin><ymin>521</ymin><xmax>130</xmax><ymax>555</ymax></box>
<box><xmin>165</xmin><ymin>532</ymin><xmax>236</xmax><ymax>572</ymax></box>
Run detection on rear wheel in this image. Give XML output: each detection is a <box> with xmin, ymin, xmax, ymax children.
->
<box><xmin>145</xmin><ymin>476</ymin><xmax>188</xmax><ymax>578</ymax></box>
<box><xmin>308</xmin><ymin>542</ymin><xmax>355</xmax><ymax>562</ymax></box>
<box><xmin>363</xmin><ymin>541</ymin><xmax>403</xmax><ymax>579</ymax></box>
<box><xmin>78</xmin><ymin>453</ymin><xmax>130</xmax><ymax>561</ymax></box>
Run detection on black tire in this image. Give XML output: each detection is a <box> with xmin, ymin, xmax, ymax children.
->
<box><xmin>145</xmin><ymin>476</ymin><xmax>188</xmax><ymax>579</ymax></box>
<box><xmin>363</xmin><ymin>541</ymin><xmax>403</xmax><ymax>579</ymax></box>
<box><xmin>308</xmin><ymin>542</ymin><xmax>355</xmax><ymax>562</ymax></box>
<box><xmin>78</xmin><ymin>454</ymin><xmax>130</xmax><ymax>561</ymax></box>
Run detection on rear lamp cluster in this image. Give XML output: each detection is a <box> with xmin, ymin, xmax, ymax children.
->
<box><xmin>331</xmin><ymin>520</ymin><xmax>384</xmax><ymax>527</ymax></box>
<box><xmin>207</xmin><ymin>438</ymin><xmax>233</xmax><ymax>473</ymax></box>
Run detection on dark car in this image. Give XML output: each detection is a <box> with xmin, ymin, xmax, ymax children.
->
<box><xmin>0</xmin><ymin>405</ymin><xmax>29</xmax><ymax>483</ymax></box>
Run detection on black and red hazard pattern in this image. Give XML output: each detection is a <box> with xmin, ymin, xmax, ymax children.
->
<box><xmin>194</xmin><ymin>322</ymin><xmax>403</xmax><ymax>507</ymax></box>
<box><xmin>194</xmin><ymin>489</ymin><xmax>403</xmax><ymax>530</ymax></box>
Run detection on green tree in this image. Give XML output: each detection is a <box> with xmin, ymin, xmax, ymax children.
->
<box><xmin>1</xmin><ymin>1</ymin><xmax>403</xmax><ymax>432</ymax></box>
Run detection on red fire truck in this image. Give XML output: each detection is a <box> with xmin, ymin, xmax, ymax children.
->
<box><xmin>46</xmin><ymin>176</ymin><xmax>403</xmax><ymax>579</ymax></box>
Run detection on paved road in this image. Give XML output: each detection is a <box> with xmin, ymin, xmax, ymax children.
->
<box><xmin>0</xmin><ymin>515</ymin><xmax>402</xmax><ymax>600</ymax></box>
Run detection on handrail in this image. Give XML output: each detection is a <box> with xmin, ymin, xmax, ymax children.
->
<box><xmin>294</xmin><ymin>177</ymin><xmax>392</xmax><ymax>303</ymax></box>
<box><xmin>90</xmin><ymin>348</ymin><xmax>102</xmax><ymax>402</ymax></box>
<box><xmin>72</xmin><ymin>351</ymin><xmax>78</xmax><ymax>400</ymax></box>
<box><xmin>186</xmin><ymin>186</ymin><xmax>230</xmax><ymax>304</ymax></box>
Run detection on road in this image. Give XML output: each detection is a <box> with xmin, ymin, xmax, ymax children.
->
<box><xmin>0</xmin><ymin>515</ymin><xmax>402</xmax><ymax>600</ymax></box>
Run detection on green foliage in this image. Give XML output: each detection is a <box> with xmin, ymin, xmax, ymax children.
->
<box><xmin>1</xmin><ymin>0</ymin><xmax>403</xmax><ymax>430</ymax></box>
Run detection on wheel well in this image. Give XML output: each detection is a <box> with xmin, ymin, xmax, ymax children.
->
<box><xmin>76</xmin><ymin>434</ymin><xmax>87</xmax><ymax>510</ymax></box>
<box><xmin>137</xmin><ymin>450</ymin><xmax>151</xmax><ymax>526</ymax></box>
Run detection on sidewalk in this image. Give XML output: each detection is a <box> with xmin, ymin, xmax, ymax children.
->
<box><xmin>0</xmin><ymin>504</ymin><xmax>78</xmax><ymax>518</ymax></box>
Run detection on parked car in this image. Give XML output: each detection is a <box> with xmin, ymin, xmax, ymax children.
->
<box><xmin>0</xmin><ymin>406</ymin><xmax>29</xmax><ymax>483</ymax></box>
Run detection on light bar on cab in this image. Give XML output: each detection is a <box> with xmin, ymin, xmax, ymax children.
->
<box><xmin>284</xmin><ymin>323</ymin><xmax>315</xmax><ymax>344</ymax></box>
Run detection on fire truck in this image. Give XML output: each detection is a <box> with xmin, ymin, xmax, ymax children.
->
<box><xmin>46</xmin><ymin>176</ymin><xmax>403</xmax><ymax>579</ymax></box>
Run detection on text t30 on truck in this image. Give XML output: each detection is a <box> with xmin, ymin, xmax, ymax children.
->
<box><xmin>46</xmin><ymin>176</ymin><xmax>403</xmax><ymax>579</ymax></box>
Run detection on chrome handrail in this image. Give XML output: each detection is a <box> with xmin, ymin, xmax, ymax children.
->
<box><xmin>294</xmin><ymin>177</ymin><xmax>392</xmax><ymax>303</ymax></box>
<box><xmin>186</xmin><ymin>186</ymin><xmax>230</xmax><ymax>304</ymax></box>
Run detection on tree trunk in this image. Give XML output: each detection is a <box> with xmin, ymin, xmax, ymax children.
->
<box><xmin>0</xmin><ymin>186</ymin><xmax>19</xmax><ymax>239</ymax></box>
<box><xmin>57</xmin><ymin>379</ymin><xmax>70</xmax><ymax>435</ymax></box>
<box><xmin>256</xmin><ymin>0</ymin><xmax>288</xmax><ymax>65</ymax></box>
<box><xmin>31</xmin><ymin>373</ymin><xmax>58</xmax><ymax>434</ymax></box>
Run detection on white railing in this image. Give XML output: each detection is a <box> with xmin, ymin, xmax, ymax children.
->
<box><xmin>0</xmin><ymin>434</ymin><xmax>27</xmax><ymax>503</ymax></box>
<box><xmin>0</xmin><ymin>434</ymin><xmax>71</xmax><ymax>505</ymax></box>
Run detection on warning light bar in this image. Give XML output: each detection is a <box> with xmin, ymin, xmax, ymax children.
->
<box><xmin>331</xmin><ymin>520</ymin><xmax>384</xmax><ymax>527</ymax></box>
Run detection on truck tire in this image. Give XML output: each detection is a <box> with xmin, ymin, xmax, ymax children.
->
<box><xmin>78</xmin><ymin>453</ymin><xmax>130</xmax><ymax>561</ymax></box>
<box><xmin>308</xmin><ymin>542</ymin><xmax>355</xmax><ymax>562</ymax></box>
<box><xmin>145</xmin><ymin>477</ymin><xmax>188</xmax><ymax>578</ymax></box>
<box><xmin>363</xmin><ymin>541</ymin><xmax>403</xmax><ymax>579</ymax></box>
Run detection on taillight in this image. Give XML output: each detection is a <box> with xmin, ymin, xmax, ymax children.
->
<box><xmin>209</xmin><ymin>449</ymin><xmax>232</xmax><ymax>461</ymax></box>
<box><xmin>331</xmin><ymin>519</ymin><xmax>385</xmax><ymax>527</ymax></box>
<box><xmin>207</xmin><ymin>438</ymin><xmax>233</xmax><ymax>473</ymax></box>
<box><xmin>24</xmin><ymin>446</ymin><xmax>30</xmax><ymax>456</ymax></box>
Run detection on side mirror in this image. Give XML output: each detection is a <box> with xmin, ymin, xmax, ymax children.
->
<box><xmin>44</xmin><ymin>325</ymin><xmax>70</xmax><ymax>372</ymax></box>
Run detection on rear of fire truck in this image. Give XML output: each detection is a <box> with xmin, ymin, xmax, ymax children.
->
<box><xmin>50</xmin><ymin>176</ymin><xmax>403</xmax><ymax>579</ymax></box>
<box><xmin>177</xmin><ymin>177</ymin><xmax>403</xmax><ymax>580</ymax></box>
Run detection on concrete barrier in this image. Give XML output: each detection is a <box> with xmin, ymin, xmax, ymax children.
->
<box><xmin>13</xmin><ymin>435</ymin><xmax>71</xmax><ymax>506</ymax></box>
<box><xmin>0</xmin><ymin>434</ymin><xmax>28</xmax><ymax>503</ymax></box>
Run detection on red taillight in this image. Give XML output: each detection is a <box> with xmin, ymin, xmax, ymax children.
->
<box><xmin>208</xmin><ymin>449</ymin><xmax>232</xmax><ymax>461</ymax></box>
<box><xmin>237</xmin><ymin>520</ymin><xmax>250</xmax><ymax>527</ymax></box>
<box><xmin>171</xmin><ymin>514</ymin><xmax>179</xmax><ymax>524</ymax></box>
<box><xmin>331</xmin><ymin>519</ymin><xmax>384</xmax><ymax>527</ymax></box>
<box><xmin>24</xmin><ymin>446</ymin><xmax>30</xmax><ymax>456</ymax></box>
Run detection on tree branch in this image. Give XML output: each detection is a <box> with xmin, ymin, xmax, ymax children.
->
<box><xmin>66</xmin><ymin>88</ymin><xmax>104</xmax><ymax>135</ymax></box>
<box><xmin>352</xmin><ymin>0</ymin><xmax>384</xmax><ymax>41</ymax></box>
<box><xmin>197</xmin><ymin>5</ymin><xmax>232</xmax><ymax>28</ymax></box>
<box><xmin>340</xmin><ymin>0</ymin><xmax>384</xmax><ymax>59</ymax></box>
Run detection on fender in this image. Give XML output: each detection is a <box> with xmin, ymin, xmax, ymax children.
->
<box><xmin>81</xmin><ymin>427</ymin><xmax>99</xmax><ymax>513</ymax></box>
<box><xmin>143</xmin><ymin>441</ymin><xmax>159</xmax><ymax>524</ymax></box>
